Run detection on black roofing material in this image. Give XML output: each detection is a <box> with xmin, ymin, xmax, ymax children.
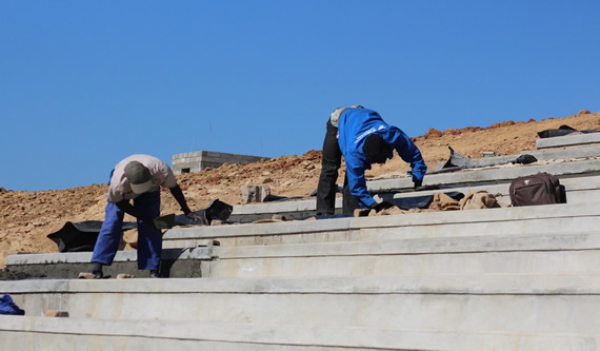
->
<box><xmin>377</xmin><ymin>191</ymin><xmax>465</xmax><ymax>210</ymax></box>
<box><xmin>427</xmin><ymin>146</ymin><xmax>537</xmax><ymax>175</ymax></box>
<box><xmin>47</xmin><ymin>200</ymin><xmax>234</xmax><ymax>252</ymax></box>
<box><xmin>537</xmin><ymin>125</ymin><xmax>599</xmax><ymax>139</ymax></box>
<box><xmin>47</xmin><ymin>221</ymin><xmax>137</xmax><ymax>253</ymax></box>
<box><xmin>174</xmin><ymin>199</ymin><xmax>233</xmax><ymax>226</ymax></box>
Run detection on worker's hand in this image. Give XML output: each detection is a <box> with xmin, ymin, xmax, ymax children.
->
<box><xmin>186</xmin><ymin>212</ymin><xmax>208</xmax><ymax>225</ymax></box>
<box><xmin>370</xmin><ymin>200</ymin><xmax>395</xmax><ymax>213</ymax></box>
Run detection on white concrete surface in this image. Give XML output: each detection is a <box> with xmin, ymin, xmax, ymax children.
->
<box><xmin>2</xmin><ymin>274</ymin><xmax>600</xmax><ymax>336</ymax></box>
<box><xmin>536</xmin><ymin>132</ymin><xmax>600</xmax><ymax>150</ymax></box>
<box><xmin>2</xmin><ymin>317</ymin><xmax>597</xmax><ymax>351</ymax></box>
<box><xmin>204</xmin><ymin>232</ymin><xmax>600</xmax><ymax>278</ymax></box>
<box><xmin>230</xmin><ymin>162</ymin><xmax>600</xmax><ymax>217</ymax></box>
<box><xmin>4</xmin><ymin>147</ymin><xmax>600</xmax><ymax>350</ymax></box>
<box><xmin>369</xmin><ymin>158</ymin><xmax>600</xmax><ymax>193</ymax></box>
<box><xmin>5</xmin><ymin>247</ymin><xmax>212</xmax><ymax>266</ymax></box>
<box><xmin>163</xmin><ymin>202</ymin><xmax>600</xmax><ymax>248</ymax></box>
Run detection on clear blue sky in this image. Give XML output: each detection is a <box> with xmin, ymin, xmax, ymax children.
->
<box><xmin>1</xmin><ymin>1</ymin><xmax>598</xmax><ymax>191</ymax></box>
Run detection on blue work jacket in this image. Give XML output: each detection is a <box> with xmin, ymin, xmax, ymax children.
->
<box><xmin>337</xmin><ymin>108</ymin><xmax>427</xmax><ymax>208</ymax></box>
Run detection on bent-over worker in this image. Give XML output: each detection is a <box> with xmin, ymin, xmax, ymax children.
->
<box><xmin>316</xmin><ymin>106</ymin><xmax>427</xmax><ymax>215</ymax></box>
<box><xmin>84</xmin><ymin>154</ymin><xmax>204</xmax><ymax>278</ymax></box>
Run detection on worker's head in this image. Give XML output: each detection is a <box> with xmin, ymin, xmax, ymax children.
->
<box><xmin>329</xmin><ymin>105</ymin><xmax>365</xmax><ymax>128</ymax></box>
<box><xmin>363</xmin><ymin>134</ymin><xmax>388</xmax><ymax>164</ymax></box>
<box><xmin>124</xmin><ymin>161</ymin><xmax>154</xmax><ymax>194</ymax></box>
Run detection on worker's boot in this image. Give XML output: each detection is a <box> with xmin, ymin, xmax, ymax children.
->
<box><xmin>149</xmin><ymin>270</ymin><xmax>160</xmax><ymax>278</ymax></box>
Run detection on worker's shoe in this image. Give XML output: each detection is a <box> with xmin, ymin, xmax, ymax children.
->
<box><xmin>149</xmin><ymin>270</ymin><xmax>160</xmax><ymax>278</ymax></box>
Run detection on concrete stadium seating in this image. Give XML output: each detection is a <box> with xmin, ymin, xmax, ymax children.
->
<box><xmin>3</xmin><ymin>135</ymin><xmax>600</xmax><ymax>350</ymax></box>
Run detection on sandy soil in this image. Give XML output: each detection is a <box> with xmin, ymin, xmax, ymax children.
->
<box><xmin>1</xmin><ymin>110</ymin><xmax>598</xmax><ymax>268</ymax></box>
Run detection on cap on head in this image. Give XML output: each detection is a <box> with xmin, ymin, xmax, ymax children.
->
<box><xmin>363</xmin><ymin>134</ymin><xmax>388</xmax><ymax>164</ymax></box>
<box><xmin>124</xmin><ymin>161</ymin><xmax>154</xmax><ymax>194</ymax></box>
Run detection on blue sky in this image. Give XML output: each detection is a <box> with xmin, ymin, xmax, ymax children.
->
<box><xmin>1</xmin><ymin>1</ymin><xmax>599</xmax><ymax>191</ymax></box>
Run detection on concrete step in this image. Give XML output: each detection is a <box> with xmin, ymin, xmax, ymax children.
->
<box><xmin>432</xmin><ymin>143</ymin><xmax>600</xmax><ymax>169</ymax></box>
<box><xmin>3</xmin><ymin>274</ymin><xmax>600</xmax><ymax>335</ymax></box>
<box><xmin>6</xmin><ymin>204</ymin><xmax>600</xmax><ymax>279</ymax></box>
<box><xmin>1</xmin><ymin>316</ymin><xmax>597</xmax><ymax>351</ymax></box>
<box><xmin>387</xmin><ymin>174</ymin><xmax>600</xmax><ymax>205</ymax></box>
<box><xmin>204</xmin><ymin>232</ymin><xmax>600</xmax><ymax>278</ymax></box>
<box><xmin>4</xmin><ymin>247</ymin><xmax>213</xmax><ymax>279</ymax></box>
<box><xmin>231</xmin><ymin>161</ymin><xmax>600</xmax><ymax>221</ymax></box>
<box><xmin>11</xmin><ymin>231</ymin><xmax>600</xmax><ymax>279</ymax></box>
<box><xmin>369</xmin><ymin>157</ymin><xmax>600</xmax><ymax>194</ymax></box>
<box><xmin>163</xmin><ymin>202</ymin><xmax>600</xmax><ymax>248</ymax></box>
<box><xmin>536</xmin><ymin>132</ymin><xmax>600</xmax><ymax>150</ymax></box>
<box><xmin>231</xmin><ymin>166</ymin><xmax>600</xmax><ymax>221</ymax></box>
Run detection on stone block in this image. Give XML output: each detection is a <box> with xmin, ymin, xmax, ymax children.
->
<box><xmin>240</xmin><ymin>185</ymin><xmax>271</xmax><ymax>204</ymax></box>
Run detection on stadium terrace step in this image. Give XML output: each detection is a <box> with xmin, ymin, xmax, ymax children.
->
<box><xmin>204</xmin><ymin>232</ymin><xmax>600</xmax><ymax>278</ymax></box>
<box><xmin>2</xmin><ymin>274</ymin><xmax>600</xmax><ymax>336</ymax></box>
<box><xmin>368</xmin><ymin>157</ymin><xmax>600</xmax><ymax>194</ymax></box>
<box><xmin>1</xmin><ymin>317</ymin><xmax>597</xmax><ymax>351</ymax></box>
<box><xmin>432</xmin><ymin>143</ymin><xmax>600</xmax><ymax>170</ymax></box>
<box><xmin>230</xmin><ymin>163</ymin><xmax>600</xmax><ymax>222</ymax></box>
<box><xmin>4</xmin><ymin>247</ymin><xmax>213</xmax><ymax>279</ymax></box>
<box><xmin>3</xmin><ymin>147</ymin><xmax>600</xmax><ymax>351</ymax></box>
<box><xmin>536</xmin><ymin>132</ymin><xmax>600</xmax><ymax>150</ymax></box>
<box><xmin>8</xmin><ymin>201</ymin><xmax>600</xmax><ymax>280</ymax></box>
<box><xmin>162</xmin><ymin>202</ymin><xmax>600</xmax><ymax>249</ymax></box>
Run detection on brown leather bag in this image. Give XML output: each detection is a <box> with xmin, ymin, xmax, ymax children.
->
<box><xmin>509</xmin><ymin>172</ymin><xmax>566</xmax><ymax>206</ymax></box>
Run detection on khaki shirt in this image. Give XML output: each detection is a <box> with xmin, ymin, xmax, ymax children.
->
<box><xmin>106</xmin><ymin>154</ymin><xmax>177</xmax><ymax>203</ymax></box>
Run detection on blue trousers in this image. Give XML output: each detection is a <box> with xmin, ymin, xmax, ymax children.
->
<box><xmin>91</xmin><ymin>189</ymin><xmax>162</xmax><ymax>271</ymax></box>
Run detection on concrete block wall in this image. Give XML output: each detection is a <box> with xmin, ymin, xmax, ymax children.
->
<box><xmin>172</xmin><ymin>150</ymin><xmax>268</xmax><ymax>175</ymax></box>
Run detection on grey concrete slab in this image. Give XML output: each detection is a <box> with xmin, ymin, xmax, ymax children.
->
<box><xmin>5</xmin><ymin>247</ymin><xmax>212</xmax><ymax>265</ymax></box>
<box><xmin>11</xmin><ymin>231</ymin><xmax>600</xmax><ymax>279</ymax></box>
<box><xmin>3</xmin><ymin>275</ymin><xmax>600</xmax><ymax>334</ymax></box>
<box><xmin>433</xmin><ymin>144</ymin><xmax>600</xmax><ymax>169</ymax></box>
<box><xmin>537</xmin><ymin>132</ymin><xmax>600</xmax><ymax>150</ymax></box>
<box><xmin>162</xmin><ymin>202</ymin><xmax>600</xmax><ymax>248</ymax></box>
<box><xmin>369</xmin><ymin>158</ymin><xmax>600</xmax><ymax>193</ymax></box>
<box><xmin>4</xmin><ymin>247</ymin><xmax>213</xmax><ymax>279</ymax></box>
<box><xmin>388</xmin><ymin>174</ymin><xmax>600</xmax><ymax>199</ymax></box>
<box><xmin>2</xmin><ymin>317</ymin><xmax>597</xmax><ymax>351</ymax></box>
<box><xmin>206</xmin><ymin>249</ymin><xmax>600</xmax><ymax>278</ymax></box>
<box><xmin>203</xmin><ymin>233</ymin><xmax>600</xmax><ymax>278</ymax></box>
<box><xmin>228</xmin><ymin>162</ymin><xmax>600</xmax><ymax>219</ymax></box>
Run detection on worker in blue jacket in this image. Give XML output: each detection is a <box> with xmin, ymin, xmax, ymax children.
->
<box><xmin>316</xmin><ymin>106</ymin><xmax>427</xmax><ymax>214</ymax></box>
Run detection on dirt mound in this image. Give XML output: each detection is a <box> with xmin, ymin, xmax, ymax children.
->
<box><xmin>0</xmin><ymin>111</ymin><xmax>599</xmax><ymax>267</ymax></box>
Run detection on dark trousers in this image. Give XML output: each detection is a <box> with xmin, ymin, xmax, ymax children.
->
<box><xmin>316</xmin><ymin>120</ymin><xmax>360</xmax><ymax>215</ymax></box>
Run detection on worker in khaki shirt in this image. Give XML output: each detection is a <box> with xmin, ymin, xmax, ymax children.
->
<box><xmin>83</xmin><ymin>154</ymin><xmax>204</xmax><ymax>278</ymax></box>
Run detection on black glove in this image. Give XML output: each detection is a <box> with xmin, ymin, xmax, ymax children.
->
<box><xmin>152</xmin><ymin>214</ymin><xmax>176</xmax><ymax>229</ymax></box>
<box><xmin>370</xmin><ymin>200</ymin><xmax>395</xmax><ymax>213</ymax></box>
<box><xmin>144</xmin><ymin>218</ymin><xmax>159</xmax><ymax>230</ymax></box>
